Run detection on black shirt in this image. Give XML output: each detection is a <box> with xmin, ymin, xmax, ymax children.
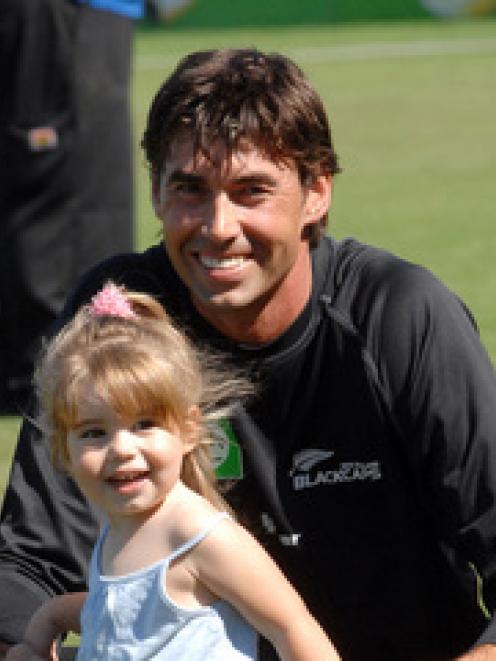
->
<box><xmin>1</xmin><ymin>236</ymin><xmax>496</xmax><ymax>659</ymax></box>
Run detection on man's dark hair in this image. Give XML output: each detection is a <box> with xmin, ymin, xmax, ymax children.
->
<box><xmin>142</xmin><ymin>48</ymin><xmax>341</xmax><ymax>243</ymax></box>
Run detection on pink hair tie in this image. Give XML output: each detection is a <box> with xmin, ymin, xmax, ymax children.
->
<box><xmin>88</xmin><ymin>283</ymin><xmax>136</xmax><ymax>319</ymax></box>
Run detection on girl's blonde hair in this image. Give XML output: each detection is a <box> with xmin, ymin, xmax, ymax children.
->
<box><xmin>34</xmin><ymin>283</ymin><xmax>252</xmax><ymax>512</ymax></box>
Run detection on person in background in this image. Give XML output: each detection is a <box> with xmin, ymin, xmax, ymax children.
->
<box><xmin>0</xmin><ymin>0</ymin><xmax>143</xmax><ymax>414</ymax></box>
<box><xmin>1</xmin><ymin>48</ymin><xmax>496</xmax><ymax>660</ymax></box>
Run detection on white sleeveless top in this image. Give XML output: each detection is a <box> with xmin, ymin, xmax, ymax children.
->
<box><xmin>77</xmin><ymin>512</ymin><xmax>258</xmax><ymax>660</ymax></box>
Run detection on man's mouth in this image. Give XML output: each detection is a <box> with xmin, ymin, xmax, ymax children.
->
<box><xmin>198</xmin><ymin>255</ymin><xmax>248</xmax><ymax>270</ymax></box>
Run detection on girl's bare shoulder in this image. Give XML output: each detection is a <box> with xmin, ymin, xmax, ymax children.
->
<box><xmin>167</xmin><ymin>483</ymin><xmax>228</xmax><ymax>550</ymax></box>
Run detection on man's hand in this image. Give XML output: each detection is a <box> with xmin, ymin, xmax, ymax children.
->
<box><xmin>456</xmin><ymin>644</ymin><xmax>496</xmax><ymax>660</ymax></box>
<box><xmin>5</xmin><ymin>642</ymin><xmax>42</xmax><ymax>661</ymax></box>
<box><xmin>4</xmin><ymin>640</ymin><xmax>58</xmax><ymax>661</ymax></box>
<box><xmin>0</xmin><ymin>641</ymin><xmax>12</xmax><ymax>660</ymax></box>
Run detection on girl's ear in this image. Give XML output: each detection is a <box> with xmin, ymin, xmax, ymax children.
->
<box><xmin>181</xmin><ymin>405</ymin><xmax>201</xmax><ymax>455</ymax></box>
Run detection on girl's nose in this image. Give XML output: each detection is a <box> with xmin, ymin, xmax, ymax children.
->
<box><xmin>108</xmin><ymin>429</ymin><xmax>136</xmax><ymax>457</ymax></box>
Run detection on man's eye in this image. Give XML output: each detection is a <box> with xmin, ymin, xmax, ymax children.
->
<box><xmin>244</xmin><ymin>185</ymin><xmax>267</xmax><ymax>195</ymax></box>
<box><xmin>234</xmin><ymin>185</ymin><xmax>270</xmax><ymax>202</ymax></box>
<box><xmin>171</xmin><ymin>182</ymin><xmax>205</xmax><ymax>197</ymax></box>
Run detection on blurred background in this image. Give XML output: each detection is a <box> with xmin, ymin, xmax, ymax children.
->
<box><xmin>1</xmin><ymin>0</ymin><xmax>495</xmax><ymax>492</ymax></box>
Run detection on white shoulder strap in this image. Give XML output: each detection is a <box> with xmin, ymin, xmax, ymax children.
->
<box><xmin>167</xmin><ymin>511</ymin><xmax>230</xmax><ymax>563</ymax></box>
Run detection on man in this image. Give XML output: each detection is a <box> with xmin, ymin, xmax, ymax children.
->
<box><xmin>1</xmin><ymin>49</ymin><xmax>496</xmax><ymax>659</ymax></box>
<box><xmin>0</xmin><ymin>0</ymin><xmax>143</xmax><ymax>413</ymax></box>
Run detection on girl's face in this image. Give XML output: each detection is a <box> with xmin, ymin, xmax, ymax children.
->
<box><xmin>66</xmin><ymin>381</ymin><xmax>197</xmax><ymax>525</ymax></box>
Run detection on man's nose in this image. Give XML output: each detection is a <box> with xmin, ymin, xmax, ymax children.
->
<box><xmin>203</xmin><ymin>192</ymin><xmax>239</xmax><ymax>241</ymax></box>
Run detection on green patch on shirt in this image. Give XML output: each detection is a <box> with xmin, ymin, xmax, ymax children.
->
<box><xmin>212</xmin><ymin>419</ymin><xmax>243</xmax><ymax>480</ymax></box>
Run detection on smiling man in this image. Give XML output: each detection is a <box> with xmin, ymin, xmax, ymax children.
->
<box><xmin>152</xmin><ymin>138</ymin><xmax>329</xmax><ymax>343</ymax></box>
<box><xmin>1</xmin><ymin>49</ymin><xmax>496</xmax><ymax>660</ymax></box>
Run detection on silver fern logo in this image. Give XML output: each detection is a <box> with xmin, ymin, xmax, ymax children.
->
<box><xmin>290</xmin><ymin>448</ymin><xmax>382</xmax><ymax>491</ymax></box>
<box><xmin>290</xmin><ymin>450</ymin><xmax>334</xmax><ymax>476</ymax></box>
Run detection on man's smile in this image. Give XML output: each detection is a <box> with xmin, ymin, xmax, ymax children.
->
<box><xmin>197</xmin><ymin>254</ymin><xmax>249</xmax><ymax>270</ymax></box>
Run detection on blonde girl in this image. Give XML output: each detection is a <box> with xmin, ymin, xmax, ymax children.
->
<box><xmin>7</xmin><ymin>283</ymin><xmax>338</xmax><ymax>661</ymax></box>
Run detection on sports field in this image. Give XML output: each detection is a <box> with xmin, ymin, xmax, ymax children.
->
<box><xmin>1</xmin><ymin>17</ymin><xmax>496</xmax><ymax>494</ymax></box>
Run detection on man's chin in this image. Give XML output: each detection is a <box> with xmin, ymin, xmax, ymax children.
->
<box><xmin>192</xmin><ymin>293</ymin><xmax>248</xmax><ymax>313</ymax></box>
<box><xmin>190</xmin><ymin>286</ymin><xmax>263</xmax><ymax>317</ymax></box>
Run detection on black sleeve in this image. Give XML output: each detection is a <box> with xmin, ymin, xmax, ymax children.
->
<box><xmin>0</xmin><ymin>246</ymin><xmax>174</xmax><ymax>644</ymax></box>
<box><xmin>0</xmin><ymin>289</ymin><xmax>100</xmax><ymax>644</ymax></box>
<box><xmin>0</xmin><ymin>415</ymin><xmax>98</xmax><ymax>644</ymax></box>
<box><xmin>361</xmin><ymin>259</ymin><xmax>496</xmax><ymax>648</ymax></box>
<box><xmin>0</xmin><ymin>257</ymin><xmax>120</xmax><ymax>643</ymax></box>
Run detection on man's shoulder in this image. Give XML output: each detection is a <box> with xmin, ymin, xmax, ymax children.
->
<box><xmin>317</xmin><ymin>235</ymin><xmax>466</xmax><ymax>337</ymax></box>
<box><xmin>318</xmin><ymin>236</ymin><xmax>434</xmax><ymax>304</ymax></box>
<box><xmin>64</xmin><ymin>244</ymin><xmax>185</xmax><ymax>316</ymax></box>
<box><xmin>86</xmin><ymin>242</ymin><xmax>166</xmax><ymax>277</ymax></box>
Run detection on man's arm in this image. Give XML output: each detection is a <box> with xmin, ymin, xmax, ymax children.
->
<box><xmin>0</xmin><ymin>246</ymin><xmax>172</xmax><ymax>649</ymax></box>
<box><xmin>5</xmin><ymin>592</ymin><xmax>85</xmax><ymax>661</ymax></box>
<box><xmin>0</xmin><ymin>414</ymin><xmax>98</xmax><ymax>647</ymax></box>
<box><xmin>0</xmin><ymin>279</ymin><xmax>102</xmax><ymax>646</ymax></box>
<box><xmin>0</xmin><ymin>247</ymin><xmax>171</xmax><ymax>649</ymax></box>
<box><xmin>365</xmin><ymin>260</ymin><xmax>496</xmax><ymax>654</ymax></box>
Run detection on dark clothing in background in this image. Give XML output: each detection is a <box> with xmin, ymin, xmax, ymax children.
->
<box><xmin>0</xmin><ymin>0</ymin><xmax>134</xmax><ymax>413</ymax></box>
<box><xmin>1</xmin><ymin>237</ymin><xmax>496</xmax><ymax>659</ymax></box>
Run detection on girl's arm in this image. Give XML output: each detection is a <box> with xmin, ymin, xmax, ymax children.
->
<box><xmin>193</xmin><ymin>519</ymin><xmax>340</xmax><ymax>661</ymax></box>
<box><xmin>6</xmin><ymin>592</ymin><xmax>85</xmax><ymax>661</ymax></box>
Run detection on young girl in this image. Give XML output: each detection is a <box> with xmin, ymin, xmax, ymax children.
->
<box><xmin>8</xmin><ymin>283</ymin><xmax>339</xmax><ymax>661</ymax></box>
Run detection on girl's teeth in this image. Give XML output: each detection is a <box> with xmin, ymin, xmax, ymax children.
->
<box><xmin>113</xmin><ymin>473</ymin><xmax>143</xmax><ymax>481</ymax></box>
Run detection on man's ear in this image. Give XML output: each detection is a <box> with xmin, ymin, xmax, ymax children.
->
<box><xmin>151</xmin><ymin>169</ymin><xmax>162</xmax><ymax>216</ymax></box>
<box><xmin>303</xmin><ymin>173</ymin><xmax>332</xmax><ymax>229</ymax></box>
<box><xmin>181</xmin><ymin>405</ymin><xmax>201</xmax><ymax>455</ymax></box>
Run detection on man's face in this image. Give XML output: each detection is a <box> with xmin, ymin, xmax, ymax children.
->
<box><xmin>152</xmin><ymin>139</ymin><xmax>330</xmax><ymax>341</ymax></box>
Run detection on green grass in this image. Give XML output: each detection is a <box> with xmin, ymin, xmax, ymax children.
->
<box><xmin>2</xmin><ymin>18</ymin><xmax>496</xmax><ymax>497</ymax></box>
<box><xmin>144</xmin><ymin>0</ymin><xmax>430</xmax><ymax>27</ymax></box>
<box><xmin>0</xmin><ymin>418</ymin><xmax>21</xmax><ymax>496</ymax></box>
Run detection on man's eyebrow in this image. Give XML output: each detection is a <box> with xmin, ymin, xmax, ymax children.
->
<box><xmin>165</xmin><ymin>171</ymin><xmax>205</xmax><ymax>185</ymax></box>
<box><xmin>231</xmin><ymin>172</ymin><xmax>278</xmax><ymax>186</ymax></box>
<box><xmin>165</xmin><ymin>170</ymin><xmax>278</xmax><ymax>187</ymax></box>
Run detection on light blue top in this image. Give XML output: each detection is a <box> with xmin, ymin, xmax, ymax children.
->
<box><xmin>77</xmin><ymin>512</ymin><xmax>259</xmax><ymax>660</ymax></box>
<box><xmin>76</xmin><ymin>0</ymin><xmax>144</xmax><ymax>20</ymax></box>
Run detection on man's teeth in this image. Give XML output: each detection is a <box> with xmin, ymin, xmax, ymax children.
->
<box><xmin>199</xmin><ymin>255</ymin><xmax>246</xmax><ymax>269</ymax></box>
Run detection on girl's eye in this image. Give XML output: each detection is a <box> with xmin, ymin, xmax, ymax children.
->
<box><xmin>133</xmin><ymin>419</ymin><xmax>157</xmax><ymax>432</ymax></box>
<box><xmin>80</xmin><ymin>428</ymin><xmax>105</xmax><ymax>440</ymax></box>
